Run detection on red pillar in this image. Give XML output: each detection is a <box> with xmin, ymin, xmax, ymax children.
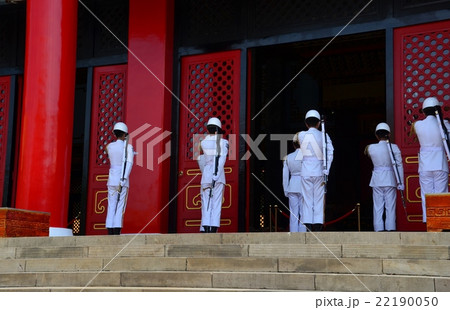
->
<box><xmin>16</xmin><ymin>0</ymin><xmax>78</xmax><ymax>228</ymax></box>
<box><xmin>124</xmin><ymin>0</ymin><xmax>174</xmax><ymax>233</ymax></box>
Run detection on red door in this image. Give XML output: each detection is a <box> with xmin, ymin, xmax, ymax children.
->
<box><xmin>0</xmin><ymin>76</ymin><xmax>10</xmax><ymax>205</ymax></box>
<box><xmin>394</xmin><ymin>20</ymin><xmax>450</xmax><ymax>231</ymax></box>
<box><xmin>85</xmin><ymin>65</ymin><xmax>127</xmax><ymax>235</ymax></box>
<box><xmin>177</xmin><ymin>50</ymin><xmax>241</xmax><ymax>233</ymax></box>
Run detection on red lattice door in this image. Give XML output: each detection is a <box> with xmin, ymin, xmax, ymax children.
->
<box><xmin>177</xmin><ymin>50</ymin><xmax>240</xmax><ymax>233</ymax></box>
<box><xmin>0</xmin><ymin>76</ymin><xmax>10</xmax><ymax>205</ymax></box>
<box><xmin>85</xmin><ymin>65</ymin><xmax>127</xmax><ymax>235</ymax></box>
<box><xmin>394</xmin><ymin>20</ymin><xmax>450</xmax><ymax>231</ymax></box>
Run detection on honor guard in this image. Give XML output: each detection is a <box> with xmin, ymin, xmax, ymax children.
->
<box><xmin>198</xmin><ymin>117</ymin><xmax>229</xmax><ymax>233</ymax></box>
<box><xmin>105</xmin><ymin>122</ymin><xmax>134</xmax><ymax>235</ymax></box>
<box><xmin>298</xmin><ymin>110</ymin><xmax>334</xmax><ymax>231</ymax></box>
<box><xmin>365</xmin><ymin>123</ymin><xmax>404</xmax><ymax>231</ymax></box>
<box><xmin>412</xmin><ymin>97</ymin><xmax>449</xmax><ymax>223</ymax></box>
<box><xmin>282</xmin><ymin>132</ymin><xmax>306</xmax><ymax>232</ymax></box>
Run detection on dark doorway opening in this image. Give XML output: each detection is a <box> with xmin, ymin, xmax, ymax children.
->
<box><xmin>248</xmin><ymin>31</ymin><xmax>386</xmax><ymax>232</ymax></box>
<box><xmin>68</xmin><ymin>68</ymin><xmax>88</xmax><ymax>235</ymax></box>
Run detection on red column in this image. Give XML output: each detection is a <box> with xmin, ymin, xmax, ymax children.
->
<box><xmin>124</xmin><ymin>0</ymin><xmax>174</xmax><ymax>233</ymax></box>
<box><xmin>16</xmin><ymin>0</ymin><xmax>78</xmax><ymax>228</ymax></box>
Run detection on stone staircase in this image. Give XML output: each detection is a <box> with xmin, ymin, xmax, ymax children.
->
<box><xmin>0</xmin><ymin>232</ymin><xmax>449</xmax><ymax>291</ymax></box>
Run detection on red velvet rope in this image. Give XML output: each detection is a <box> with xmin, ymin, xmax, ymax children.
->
<box><xmin>323</xmin><ymin>208</ymin><xmax>356</xmax><ymax>227</ymax></box>
<box><xmin>271</xmin><ymin>207</ymin><xmax>356</xmax><ymax>226</ymax></box>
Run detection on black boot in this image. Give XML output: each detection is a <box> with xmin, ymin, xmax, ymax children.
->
<box><xmin>210</xmin><ymin>226</ymin><xmax>218</xmax><ymax>233</ymax></box>
<box><xmin>305</xmin><ymin>224</ymin><xmax>313</xmax><ymax>232</ymax></box>
<box><xmin>107</xmin><ymin>228</ymin><xmax>114</xmax><ymax>235</ymax></box>
<box><xmin>114</xmin><ymin>228</ymin><xmax>121</xmax><ymax>235</ymax></box>
<box><xmin>313</xmin><ymin>224</ymin><xmax>323</xmax><ymax>232</ymax></box>
<box><xmin>202</xmin><ymin>226</ymin><xmax>210</xmax><ymax>233</ymax></box>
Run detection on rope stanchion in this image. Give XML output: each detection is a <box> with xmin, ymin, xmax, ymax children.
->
<box><xmin>269</xmin><ymin>205</ymin><xmax>272</xmax><ymax>232</ymax></box>
<box><xmin>357</xmin><ymin>203</ymin><xmax>361</xmax><ymax>231</ymax></box>
<box><xmin>274</xmin><ymin>205</ymin><xmax>278</xmax><ymax>232</ymax></box>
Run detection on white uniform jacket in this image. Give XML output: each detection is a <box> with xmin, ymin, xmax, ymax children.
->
<box><xmin>298</xmin><ymin>127</ymin><xmax>334</xmax><ymax>177</ymax></box>
<box><xmin>107</xmin><ymin>140</ymin><xmax>134</xmax><ymax>187</ymax></box>
<box><xmin>366</xmin><ymin>141</ymin><xmax>404</xmax><ymax>188</ymax></box>
<box><xmin>200</xmin><ymin>135</ymin><xmax>228</xmax><ymax>185</ymax></box>
<box><xmin>283</xmin><ymin>149</ymin><xmax>303</xmax><ymax>194</ymax></box>
<box><xmin>414</xmin><ymin>115</ymin><xmax>448</xmax><ymax>173</ymax></box>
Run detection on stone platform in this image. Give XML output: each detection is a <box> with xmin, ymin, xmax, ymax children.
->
<box><xmin>0</xmin><ymin>232</ymin><xmax>449</xmax><ymax>291</ymax></box>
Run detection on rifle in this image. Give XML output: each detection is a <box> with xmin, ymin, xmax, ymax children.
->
<box><xmin>434</xmin><ymin>107</ymin><xmax>450</xmax><ymax>161</ymax></box>
<box><xmin>386</xmin><ymin>138</ymin><xmax>407</xmax><ymax>217</ymax></box>
<box><xmin>321</xmin><ymin>115</ymin><xmax>328</xmax><ymax>193</ymax></box>
<box><xmin>207</xmin><ymin>130</ymin><xmax>221</xmax><ymax>211</ymax></box>
<box><xmin>115</xmin><ymin>134</ymin><xmax>129</xmax><ymax>216</ymax></box>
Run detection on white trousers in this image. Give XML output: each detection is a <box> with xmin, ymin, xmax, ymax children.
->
<box><xmin>419</xmin><ymin>170</ymin><xmax>448</xmax><ymax>222</ymax></box>
<box><xmin>372</xmin><ymin>186</ymin><xmax>396</xmax><ymax>231</ymax></box>
<box><xmin>106</xmin><ymin>186</ymin><xmax>129</xmax><ymax>228</ymax></box>
<box><xmin>200</xmin><ymin>183</ymin><xmax>225</xmax><ymax>230</ymax></box>
<box><xmin>300</xmin><ymin>176</ymin><xmax>325</xmax><ymax>224</ymax></box>
<box><xmin>287</xmin><ymin>193</ymin><xmax>306</xmax><ymax>232</ymax></box>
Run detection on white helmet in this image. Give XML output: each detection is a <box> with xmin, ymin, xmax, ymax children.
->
<box><xmin>305</xmin><ymin>109</ymin><xmax>320</xmax><ymax>120</ymax></box>
<box><xmin>422</xmin><ymin>97</ymin><xmax>441</xmax><ymax>109</ymax></box>
<box><xmin>113</xmin><ymin>122</ymin><xmax>128</xmax><ymax>134</ymax></box>
<box><xmin>375</xmin><ymin>122</ymin><xmax>390</xmax><ymax>133</ymax></box>
<box><xmin>207</xmin><ymin>117</ymin><xmax>222</xmax><ymax>128</ymax></box>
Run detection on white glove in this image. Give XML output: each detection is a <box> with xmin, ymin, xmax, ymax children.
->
<box><xmin>322</xmin><ymin>169</ymin><xmax>329</xmax><ymax>176</ymax></box>
<box><xmin>284</xmin><ymin>191</ymin><xmax>289</xmax><ymax>197</ymax></box>
<box><xmin>397</xmin><ymin>184</ymin><xmax>404</xmax><ymax>191</ymax></box>
<box><xmin>212</xmin><ymin>174</ymin><xmax>219</xmax><ymax>182</ymax></box>
<box><xmin>120</xmin><ymin>179</ymin><xmax>127</xmax><ymax>187</ymax></box>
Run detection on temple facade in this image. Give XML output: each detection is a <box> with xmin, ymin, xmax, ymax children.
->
<box><xmin>0</xmin><ymin>0</ymin><xmax>449</xmax><ymax>234</ymax></box>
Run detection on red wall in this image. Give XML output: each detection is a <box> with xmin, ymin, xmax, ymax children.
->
<box><xmin>123</xmin><ymin>0</ymin><xmax>174</xmax><ymax>233</ymax></box>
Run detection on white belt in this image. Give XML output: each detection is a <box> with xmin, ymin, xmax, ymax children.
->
<box><xmin>302</xmin><ymin>157</ymin><xmax>321</xmax><ymax>161</ymax></box>
<box><xmin>373</xmin><ymin>166</ymin><xmax>391</xmax><ymax>171</ymax></box>
<box><xmin>291</xmin><ymin>172</ymin><xmax>301</xmax><ymax>176</ymax></box>
<box><xmin>421</xmin><ymin>147</ymin><xmax>442</xmax><ymax>152</ymax></box>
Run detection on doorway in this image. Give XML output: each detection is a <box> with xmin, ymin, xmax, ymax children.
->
<box><xmin>248</xmin><ymin>31</ymin><xmax>386</xmax><ymax>232</ymax></box>
<box><xmin>68</xmin><ymin>68</ymin><xmax>89</xmax><ymax>235</ymax></box>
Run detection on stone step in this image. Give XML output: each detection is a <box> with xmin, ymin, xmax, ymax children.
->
<box><xmin>0</xmin><ymin>271</ymin><xmax>448</xmax><ymax>292</ymax></box>
<box><xmin>0</xmin><ymin>286</ymin><xmax>274</xmax><ymax>292</ymax></box>
<box><xmin>0</xmin><ymin>232</ymin><xmax>449</xmax><ymax>292</ymax></box>
<box><xmin>1</xmin><ymin>243</ymin><xmax>448</xmax><ymax>260</ymax></box>
<box><xmin>2</xmin><ymin>256</ymin><xmax>450</xmax><ymax>278</ymax></box>
<box><xmin>2</xmin><ymin>243</ymin><xmax>448</xmax><ymax>260</ymax></box>
<box><xmin>280</xmin><ymin>258</ymin><xmax>450</xmax><ymax>277</ymax></box>
<box><xmin>0</xmin><ymin>245</ymin><xmax>166</xmax><ymax>259</ymax></box>
<box><xmin>1</xmin><ymin>232</ymin><xmax>450</xmax><ymax>248</ymax></box>
<box><xmin>342</xmin><ymin>244</ymin><xmax>450</xmax><ymax>260</ymax></box>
